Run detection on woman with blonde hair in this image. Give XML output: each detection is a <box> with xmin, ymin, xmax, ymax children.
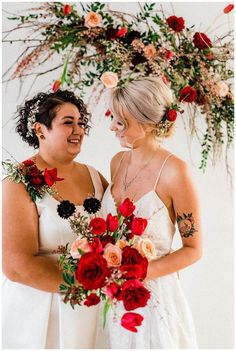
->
<box><xmin>96</xmin><ymin>76</ymin><xmax>202</xmax><ymax>348</ymax></box>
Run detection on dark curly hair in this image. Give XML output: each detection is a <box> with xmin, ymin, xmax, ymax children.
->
<box><xmin>15</xmin><ymin>90</ymin><xmax>91</xmax><ymax>148</ymax></box>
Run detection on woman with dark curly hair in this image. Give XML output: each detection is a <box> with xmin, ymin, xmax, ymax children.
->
<box><xmin>2</xmin><ymin>90</ymin><xmax>108</xmax><ymax>348</ymax></box>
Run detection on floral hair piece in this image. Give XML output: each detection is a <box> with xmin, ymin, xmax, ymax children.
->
<box><xmin>26</xmin><ymin>100</ymin><xmax>40</xmax><ymax>137</ymax></box>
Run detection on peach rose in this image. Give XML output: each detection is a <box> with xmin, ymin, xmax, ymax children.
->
<box><xmin>214</xmin><ymin>81</ymin><xmax>229</xmax><ymax>97</ymax></box>
<box><xmin>85</xmin><ymin>11</ymin><xmax>102</xmax><ymax>28</ymax></box>
<box><xmin>70</xmin><ymin>238</ymin><xmax>90</xmax><ymax>259</ymax></box>
<box><xmin>143</xmin><ymin>44</ymin><xmax>156</xmax><ymax>60</ymax></box>
<box><xmin>103</xmin><ymin>243</ymin><xmax>122</xmax><ymax>267</ymax></box>
<box><xmin>116</xmin><ymin>239</ymin><xmax>129</xmax><ymax>250</ymax></box>
<box><xmin>100</xmin><ymin>71</ymin><xmax>119</xmax><ymax>88</ymax></box>
<box><xmin>135</xmin><ymin>238</ymin><xmax>156</xmax><ymax>261</ymax></box>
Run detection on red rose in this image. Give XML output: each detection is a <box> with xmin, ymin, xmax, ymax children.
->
<box><xmin>52</xmin><ymin>80</ymin><xmax>61</xmax><ymax>92</ymax></box>
<box><xmin>44</xmin><ymin>168</ymin><xmax>64</xmax><ymax>187</ymax></box>
<box><xmin>100</xmin><ymin>234</ymin><xmax>115</xmax><ymax>248</ymax></box>
<box><xmin>116</xmin><ymin>27</ymin><xmax>128</xmax><ymax>38</ymax></box>
<box><xmin>105</xmin><ymin>109</ymin><xmax>111</xmax><ymax>117</ymax></box>
<box><xmin>224</xmin><ymin>4</ymin><xmax>234</xmax><ymax>14</ymax></box>
<box><xmin>84</xmin><ymin>293</ymin><xmax>100</xmax><ymax>307</ymax></box>
<box><xmin>63</xmin><ymin>4</ymin><xmax>72</xmax><ymax>15</ymax></box>
<box><xmin>166</xmin><ymin>16</ymin><xmax>185</xmax><ymax>32</ymax></box>
<box><xmin>121</xmin><ymin>312</ymin><xmax>144</xmax><ymax>333</ymax></box>
<box><xmin>76</xmin><ymin>252</ymin><xmax>109</xmax><ymax>290</ymax></box>
<box><xmin>179</xmin><ymin>86</ymin><xmax>197</xmax><ymax>103</ymax></box>
<box><xmin>89</xmin><ymin>237</ymin><xmax>103</xmax><ymax>254</ymax></box>
<box><xmin>121</xmin><ymin>279</ymin><xmax>151</xmax><ymax>311</ymax></box>
<box><xmin>89</xmin><ymin>217</ymin><xmax>107</xmax><ymax>235</ymax></box>
<box><xmin>130</xmin><ymin>217</ymin><xmax>148</xmax><ymax>236</ymax></box>
<box><xmin>106</xmin><ymin>282</ymin><xmax>122</xmax><ymax>300</ymax></box>
<box><xmin>118</xmin><ymin>198</ymin><xmax>135</xmax><ymax>218</ymax></box>
<box><xmin>30</xmin><ymin>175</ymin><xmax>45</xmax><ymax>188</ymax></box>
<box><xmin>106</xmin><ymin>213</ymin><xmax>119</xmax><ymax>232</ymax></box>
<box><xmin>165</xmin><ymin>50</ymin><xmax>173</xmax><ymax>60</ymax></box>
<box><xmin>22</xmin><ymin>159</ymin><xmax>34</xmax><ymax>167</ymax></box>
<box><xmin>193</xmin><ymin>32</ymin><xmax>212</xmax><ymax>50</ymax></box>
<box><xmin>165</xmin><ymin>109</ymin><xmax>177</xmax><ymax>122</ymax></box>
<box><xmin>120</xmin><ymin>246</ymin><xmax>148</xmax><ymax>280</ymax></box>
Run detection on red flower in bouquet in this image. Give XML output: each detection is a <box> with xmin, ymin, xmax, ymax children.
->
<box><xmin>22</xmin><ymin>159</ymin><xmax>34</xmax><ymax>167</ymax></box>
<box><xmin>89</xmin><ymin>217</ymin><xmax>107</xmax><ymax>235</ymax></box>
<box><xmin>179</xmin><ymin>86</ymin><xmax>197</xmax><ymax>103</ymax></box>
<box><xmin>116</xmin><ymin>27</ymin><xmax>128</xmax><ymax>38</ymax></box>
<box><xmin>121</xmin><ymin>279</ymin><xmax>151</xmax><ymax>311</ymax></box>
<box><xmin>193</xmin><ymin>32</ymin><xmax>212</xmax><ymax>50</ymax></box>
<box><xmin>100</xmin><ymin>234</ymin><xmax>116</xmax><ymax>247</ymax></box>
<box><xmin>224</xmin><ymin>4</ymin><xmax>234</xmax><ymax>14</ymax></box>
<box><xmin>106</xmin><ymin>282</ymin><xmax>122</xmax><ymax>300</ymax></box>
<box><xmin>118</xmin><ymin>198</ymin><xmax>136</xmax><ymax>218</ymax></box>
<box><xmin>121</xmin><ymin>312</ymin><xmax>144</xmax><ymax>333</ymax></box>
<box><xmin>63</xmin><ymin>4</ymin><xmax>72</xmax><ymax>15</ymax></box>
<box><xmin>76</xmin><ymin>252</ymin><xmax>109</xmax><ymax>290</ymax></box>
<box><xmin>44</xmin><ymin>168</ymin><xmax>64</xmax><ymax>186</ymax></box>
<box><xmin>130</xmin><ymin>217</ymin><xmax>148</xmax><ymax>236</ymax></box>
<box><xmin>106</xmin><ymin>213</ymin><xmax>119</xmax><ymax>232</ymax></box>
<box><xmin>27</xmin><ymin>166</ymin><xmax>45</xmax><ymax>188</ymax></box>
<box><xmin>89</xmin><ymin>237</ymin><xmax>103</xmax><ymax>254</ymax></box>
<box><xmin>166</xmin><ymin>16</ymin><xmax>185</xmax><ymax>32</ymax></box>
<box><xmin>84</xmin><ymin>293</ymin><xmax>100</xmax><ymax>307</ymax></box>
<box><xmin>120</xmin><ymin>246</ymin><xmax>148</xmax><ymax>280</ymax></box>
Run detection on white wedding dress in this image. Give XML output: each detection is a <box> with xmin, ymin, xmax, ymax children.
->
<box><xmin>2</xmin><ymin>165</ymin><xmax>104</xmax><ymax>349</ymax></box>
<box><xmin>95</xmin><ymin>155</ymin><xmax>198</xmax><ymax>349</ymax></box>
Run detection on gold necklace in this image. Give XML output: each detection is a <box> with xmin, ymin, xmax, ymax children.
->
<box><xmin>123</xmin><ymin>151</ymin><xmax>156</xmax><ymax>192</ymax></box>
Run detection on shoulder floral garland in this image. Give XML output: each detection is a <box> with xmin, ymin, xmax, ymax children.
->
<box><xmin>2</xmin><ymin>159</ymin><xmax>63</xmax><ymax>202</ymax></box>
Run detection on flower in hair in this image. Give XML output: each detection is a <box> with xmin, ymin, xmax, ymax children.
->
<box><xmin>83</xmin><ymin>197</ymin><xmax>101</xmax><ymax>214</ymax></box>
<box><xmin>26</xmin><ymin>100</ymin><xmax>40</xmax><ymax>137</ymax></box>
<box><xmin>101</xmin><ymin>72</ymin><xmax>118</xmax><ymax>88</ymax></box>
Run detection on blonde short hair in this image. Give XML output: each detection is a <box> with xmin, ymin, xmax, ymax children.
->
<box><xmin>109</xmin><ymin>76</ymin><xmax>175</xmax><ymax>138</ymax></box>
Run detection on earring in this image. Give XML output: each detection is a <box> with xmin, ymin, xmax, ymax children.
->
<box><xmin>39</xmin><ymin>134</ymin><xmax>45</xmax><ymax>139</ymax></box>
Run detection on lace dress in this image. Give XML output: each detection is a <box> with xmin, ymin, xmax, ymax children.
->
<box><xmin>95</xmin><ymin>155</ymin><xmax>198</xmax><ymax>349</ymax></box>
<box><xmin>2</xmin><ymin>165</ymin><xmax>104</xmax><ymax>349</ymax></box>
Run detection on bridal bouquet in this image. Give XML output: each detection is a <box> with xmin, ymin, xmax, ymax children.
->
<box><xmin>59</xmin><ymin>197</ymin><xmax>157</xmax><ymax>332</ymax></box>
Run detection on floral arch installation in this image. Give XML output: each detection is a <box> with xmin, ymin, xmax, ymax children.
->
<box><xmin>2</xmin><ymin>2</ymin><xmax>234</xmax><ymax>171</ymax></box>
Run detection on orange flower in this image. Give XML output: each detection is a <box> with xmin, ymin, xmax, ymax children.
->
<box><xmin>101</xmin><ymin>71</ymin><xmax>118</xmax><ymax>88</ymax></box>
<box><xmin>143</xmin><ymin>44</ymin><xmax>156</xmax><ymax>60</ymax></box>
<box><xmin>103</xmin><ymin>243</ymin><xmax>122</xmax><ymax>267</ymax></box>
<box><xmin>135</xmin><ymin>238</ymin><xmax>156</xmax><ymax>261</ymax></box>
<box><xmin>85</xmin><ymin>11</ymin><xmax>102</xmax><ymax>28</ymax></box>
<box><xmin>224</xmin><ymin>4</ymin><xmax>234</xmax><ymax>14</ymax></box>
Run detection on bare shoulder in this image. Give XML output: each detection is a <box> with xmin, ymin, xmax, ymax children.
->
<box><xmin>110</xmin><ymin>151</ymin><xmax>127</xmax><ymax>173</ymax></box>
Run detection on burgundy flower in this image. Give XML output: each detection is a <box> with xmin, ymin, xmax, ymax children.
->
<box><xmin>22</xmin><ymin>159</ymin><xmax>34</xmax><ymax>167</ymax></box>
<box><xmin>105</xmin><ymin>109</ymin><xmax>111</xmax><ymax>117</ymax></box>
<box><xmin>193</xmin><ymin>32</ymin><xmax>212</xmax><ymax>50</ymax></box>
<box><xmin>179</xmin><ymin>86</ymin><xmax>197</xmax><ymax>103</ymax></box>
<box><xmin>120</xmin><ymin>246</ymin><xmax>148</xmax><ymax>280</ymax></box>
<box><xmin>121</xmin><ymin>312</ymin><xmax>144</xmax><ymax>332</ymax></box>
<box><xmin>165</xmin><ymin>109</ymin><xmax>177</xmax><ymax>122</ymax></box>
<box><xmin>121</xmin><ymin>279</ymin><xmax>151</xmax><ymax>311</ymax></box>
<box><xmin>84</xmin><ymin>293</ymin><xmax>100</xmax><ymax>307</ymax></box>
<box><xmin>166</xmin><ymin>16</ymin><xmax>185</xmax><ymax>32</ymax></box>
<box><xmin>76</xmin><ymin>252</ymin><xmax>109</xmax><ymax>290</ymax></box>
<box><xmin>100</xmin><ymin>235</ymin><xmax>115</xmax><ymax>248</ymax></box>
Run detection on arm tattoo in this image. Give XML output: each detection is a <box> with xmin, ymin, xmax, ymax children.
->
<box><xmin>176</xmin><ymin>213</ymin><xmax>197</xmax><ymax>238</ymax></box>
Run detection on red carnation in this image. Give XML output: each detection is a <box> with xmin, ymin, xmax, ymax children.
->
<box><xmin>121</xmin><ymin>312</ymin><xmax>144</xmax><ymax>333</ymax></box>
<box><xmin>106</xmin><ymin>213</ymin><xmax>119</xmax><ymax>232</ymax></box>
<box><xmin>44</xmin><ymin>168</ymin><xmax>64</xmax><ymax>187</ymax></box>
<box><xmin>121</xmin><ymin>279</ymin><xmax>151</xmax><ymax>311</ymax></box>
<box><xmin>166</xmin><ymin>16</ymin><xmax>185</xmax><ymax>32</ymax></box>
<box><xmin>52</xmin><ymin>80</ymin><xmax>61</xmax><ymax>92</ymax></box>
<box><xmin>22</xmin><ymin>159</ymin><xmax>34</xmax><ymax>167</ymax></box>
<box><xmin>224</xmin><ymin>4</ymin><xmax>234</xmax><ymax>14</ymax></box>
<box><xmin>165</xmin><ymin>109</ymin><xmax>177</xmax><ymax>122</ymax></box>
<box><xmin>84</xmin><ymin>293</ymin><xmax>100</xmax><ymax>307</ymax></box>
<box><xmin>118</xmin><ymin>198</ymin><xmax>136</xmax><ymax>218</ymax></box>
<box><xmin>63</xmin><ymin>4</ymin><xmax>72</xmax><ymax>15</ymax></box>
<box><xmin>120</xmin><ymin>246</ymin><xmax>148</xmax><ymax>280</ymax></box>
<box><xmin>130</xmin><ymin>217</ymin><xmax>148</xmax><ymax>236</ymax></box>
<box><xmin>76</xmin><ymin>252</ymin><xmax>109</xmax><ymax>290</ymax></box>
<box><xmin>89</xmin><ymin>217</ymin><xmax>107</xmax><ymax>235</ymax></box>
<box><xmin>179</xmin><ymin>86</ymin><xmax>197</xmax><ymax>103</ymax></box>
<box><xmin>116</xmin><ymin>27</ymin><xmax>128</xmax><ymax>38</ymax></box>
<box><xmin>193</xmin><ymin>32</ymin><xmax>212</xmax><ymax>50</ymax></box>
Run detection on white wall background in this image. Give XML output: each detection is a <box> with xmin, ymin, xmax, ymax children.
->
<box><xmin>2</xmin><ymin>2</ymin><xmax>234</xmax><ymax>349</ymax></box>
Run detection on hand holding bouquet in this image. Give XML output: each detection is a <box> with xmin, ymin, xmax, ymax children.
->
<box><xmin>59</xmin><ymin>197</ymin><xmax>157</xmax><ymax>332</ymax></box>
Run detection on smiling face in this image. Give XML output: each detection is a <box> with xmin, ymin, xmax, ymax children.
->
<box><xmin>40</xmin><ymin>102</ymin><xmax>86</xmax><ymax>160</ymax></box>
<box><xmin>109</xmin><ymin>109</ymin><xmax>147</xmax><ymax>148</ymax></box>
